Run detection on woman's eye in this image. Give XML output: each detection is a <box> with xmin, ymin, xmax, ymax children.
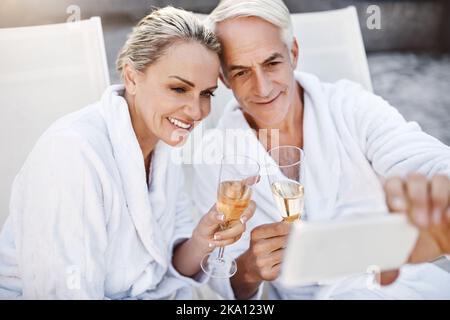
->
<box><xmin>200</xmin><ymin>91</ymin><xmax>215</xmax><ymax>98</ymax></box>
<box><xmin>171</xmin><ymin>87</ymin><xmax>186</xmax><ymax>94</ymax></box>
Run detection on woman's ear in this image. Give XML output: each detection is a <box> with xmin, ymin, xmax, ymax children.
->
<box><xmin>123</xmin><ymin>63</ymin><xmax>138</xmax><ymax>95</ymax></box>
<box><xmin>290</xmin><ymin>37</ymin><xmax>299</xmax><ymax>70</ymax></box>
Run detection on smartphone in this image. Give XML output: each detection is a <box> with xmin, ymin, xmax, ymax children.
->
<box><xmin>279</xmin><ymin>214</ymin><xmax>419</xmax><ymax>287</ymax></box>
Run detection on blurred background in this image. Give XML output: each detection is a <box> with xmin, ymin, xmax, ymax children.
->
<box><xmin>0</xmin><ymin>0</ymin><xmax>449</xmax><ymax>144</ymax></box>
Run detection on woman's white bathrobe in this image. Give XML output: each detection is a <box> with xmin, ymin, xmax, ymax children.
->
<box><xmin>0</xmin><ymin>85</ymin><xmax>206</xmax><ymax>299</ymax></box>
<box><xmin>192</xmin><ymin>71</ymin><xmax>450</xmax><ymax>300</ymax></box>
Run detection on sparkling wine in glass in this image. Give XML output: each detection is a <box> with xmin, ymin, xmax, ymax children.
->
<box><xmin>268</xmin><ymin>146</ymin><xmax>305</xmax><ymax>222</ymax></box>
<box><xmin>201</xmin><ymin>155</ymin><xmax>260</xmax><ymax>278</ymax></box>
<box><xmin>217</xmin><ymin>180</ymin><xmax>252</xmax><ymax>223</ymax></box>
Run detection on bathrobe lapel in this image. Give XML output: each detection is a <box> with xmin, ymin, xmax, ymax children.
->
<box><xmin>99</xmin><ymin>85</ymin><xmax>167</xmax><ymax>268</ymax></box>
<box><xmin>298</xmin><ymin>72</ymin><xmax>341</xmax><ymax>221</ymax></box>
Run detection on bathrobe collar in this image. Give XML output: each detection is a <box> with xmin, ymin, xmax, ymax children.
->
<box><xmin>99</xmin><ymin>84</ymin><xmax>167</xmax><ymax>268</ymax></box>
<box><xmin>221</xmin><ymin>71</ymin><xmax>341</xmax><ymax>221</ymax></box>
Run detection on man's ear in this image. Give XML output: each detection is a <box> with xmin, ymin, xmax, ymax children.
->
<box><xmin>219</xmin><ymin>69</ymin><xmax>231</xmax><ymax>89</ymax></box>
<box><xmin>123</xmin><ymin>63</ymin><xmax>138</xmax><ymax>95</ymax></box>
<box><xmin>290</xmin><ymin>37</ymin><xmax>299</xmax><ymax>70</ymax></box>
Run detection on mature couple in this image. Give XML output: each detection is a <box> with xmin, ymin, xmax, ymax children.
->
<box><xmin>0</xmin><ymin>0</ymin><xmax>449</xmax><ymax>299</ymax></box>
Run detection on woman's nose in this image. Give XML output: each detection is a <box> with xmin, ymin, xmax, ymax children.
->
<box><xmin>185</xmin><ymin>98</ymin><xmax>203</xmax><ymax>121</ymax></box>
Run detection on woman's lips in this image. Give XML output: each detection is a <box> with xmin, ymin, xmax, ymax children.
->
<box><xmin>166</xmin><ymin>117</ymin><xmax>192</xmax><ymax>144</ymax></box>
<box><xmin>167</xmin><ymin>116</ymin><xmax>193</xmax><ymax>130</ymax></box>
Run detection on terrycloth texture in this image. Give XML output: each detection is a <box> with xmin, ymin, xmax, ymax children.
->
<box><xmin>315</xmin><ymin>263</ymin><xmax>450</xmax><ymax>300</ymax></box>
<box><xmin>0</xmin><ymin>85</ymin><xmax>206</xmax><ymax>299</ymax></box>
<box><xmin>192</xmin><ymin>71</ymin><xmax>450</xmax><ymax>300</ymax></box>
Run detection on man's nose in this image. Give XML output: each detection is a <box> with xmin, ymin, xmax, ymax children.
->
<box><xmin>253</xmin><ymin>69</ymin><xmax>272</xmax><ymax>98</ymax></box>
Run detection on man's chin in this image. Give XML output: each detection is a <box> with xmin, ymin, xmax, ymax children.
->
<box><xmin>242</xmin><ymin>105</ymin><xmax>289</xmax><ymax>128</ymax></box>
<box><xmin>253</xmin><ymin>112</ymin><xmax>288</xmax><ymax>128</ymax></box>
<box><xmin>254</xmin><ymin>104</ymin><xmax>288</xmax><ymax>121</ymax></box>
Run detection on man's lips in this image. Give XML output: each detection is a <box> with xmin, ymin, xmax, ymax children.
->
<box><xmin>252</xmin><ymin>92</ymin><xmax>281</xmax><ymax>105</ymax></box>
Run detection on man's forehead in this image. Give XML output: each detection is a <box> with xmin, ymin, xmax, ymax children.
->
<box><xmin>216</xmin><ymin>17</ymin><xmax>287</xmax><ymax>67</ymax></box>
<box><xmin>225</xmin><ymin>48</ymin><xmax>285</xmax><ymax>70</ymax></box>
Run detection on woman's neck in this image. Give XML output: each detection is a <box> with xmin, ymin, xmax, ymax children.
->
<box><xmin>124</xmin><ymin>90</ymin><xmax>158</xmax><ymax>166</ymax></box>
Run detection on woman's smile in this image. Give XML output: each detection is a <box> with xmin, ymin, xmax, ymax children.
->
<box><xmin>167</xmin><ymin>116</ymin><xmax>193</xmax><ymax>130</ymax></box>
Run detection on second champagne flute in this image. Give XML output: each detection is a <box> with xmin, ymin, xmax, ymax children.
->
<box><xmin>267</xmin><ymin>146</ymin><xmax>305</xmax><ymax>223</ymax></box>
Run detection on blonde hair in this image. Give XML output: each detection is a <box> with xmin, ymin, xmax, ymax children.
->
<box><xmin>116</xmin><ymin>6</ymin><xmax>221</xmax><ymax>79</ymax></box>
<box><xmin>207</xmin><ymin>0</ymin><xmax>293</xmax><ymax>50</ymax></box>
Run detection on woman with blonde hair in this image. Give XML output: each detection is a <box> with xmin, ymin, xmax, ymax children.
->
<box><xmin>0</xmin><ymin>6</ymin><xmax>255</xmax><ymax>299</ymax></box>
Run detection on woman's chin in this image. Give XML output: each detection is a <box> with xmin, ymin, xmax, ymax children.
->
<box><xmin>164</xmin><ymin>138</ymin><xmax>188</xmax><ymax>148</ymax></box>
<box><xmin>163</xmin><ymin>128</ymin><xmax>190</xmax><ymax>147</ymax></box>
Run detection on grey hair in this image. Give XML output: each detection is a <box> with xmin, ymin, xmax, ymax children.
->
<box><xmin>206</xmin><ymin>0</ymin><xmax>293</xmax><ymax>50</ymax></box>
<box><xmin>116</xmin><ymin>6</ymin><xmax>221</xmax><ymax>79</ymax></box>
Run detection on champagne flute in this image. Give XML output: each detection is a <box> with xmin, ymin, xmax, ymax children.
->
<box><xmin>201</xmin><ymin>154</ymin><xmax>260</xmax><ymax>278</ymax></box>
<box><xmin>267</xmin><ymin>146</ymin><xmax>305</xmax><ymax>222</ymax></box>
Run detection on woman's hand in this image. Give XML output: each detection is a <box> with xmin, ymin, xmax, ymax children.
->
<box><xmin>192</xmin><ymin>201</ymin><xmax>256</xmax><ymax>252</ymax></box>
<box><xmin>173</xmin><ymin>201</ymin><xmax>256</xmax><ymax>278</ymax></box>
<box><xmin>380</xmin><ymin>173</ymin><xmax>450</xmax><ymax>285</ymax></box>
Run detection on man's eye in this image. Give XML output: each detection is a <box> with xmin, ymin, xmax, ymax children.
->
<box><xmin>268</xmin><ymin>61</ymin><xmax>281</xmax><ymax>67</ymax></box>
<box><xmin>171</xmin><ymin>87</ymin><xmax>186</xmax><ymax>94</ymax></box>
<box><xmin>233</xmin><ymin>70</ymin><xmax>247</xmax><ymax>78</ymax></box>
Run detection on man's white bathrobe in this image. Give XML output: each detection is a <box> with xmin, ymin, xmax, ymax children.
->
<box><xmin>192</xmin><ymin>71</ymin><xmax>450</xmax><ymax>300</ymax></box>
<box><xmin>0</xmin><ymin>85</ymin><xmax>206</xmax><ymax>299</ymax></box>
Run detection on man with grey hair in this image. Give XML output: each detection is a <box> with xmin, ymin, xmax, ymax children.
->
<box><xmin>193</xmin><ymin>0</ymin><xmax>450</xmax><ymax>299</ymax></box>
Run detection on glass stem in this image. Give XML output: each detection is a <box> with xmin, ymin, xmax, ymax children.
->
<box><xmin>216</xmin><ymin>222</ymin><xmax>227</xmax><ymax>261</ymax></box>
<box><xmin>217</xmin><ymin>246</ymin><xmax>225</xmax><ymax>261</ymax></box>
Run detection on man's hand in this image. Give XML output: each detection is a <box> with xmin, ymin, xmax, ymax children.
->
<box><xmin>231</xmin><ymin>221</ymin><xmax>291</xmax><ymax>299</ymax></box>
<box><xmin>381</xmin><ymin>173</ymin><xmax>450</xmax><ymax>285</ymax></box>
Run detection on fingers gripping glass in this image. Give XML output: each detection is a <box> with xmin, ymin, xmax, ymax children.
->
<box><xmin>201</xmin><ymin>155</ymin><xmax>260</xmax><ymax>278</ymax></box>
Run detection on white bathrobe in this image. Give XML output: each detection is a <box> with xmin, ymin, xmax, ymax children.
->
<box><xmin>192</xmin><ymin>71</ymin><xmax>450</xmax><ymax>300</ymax></box>
<box><xmin>0</xmin><ymin>85</ymin><xmax>206</xmax><ymax>299</ymax></box>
